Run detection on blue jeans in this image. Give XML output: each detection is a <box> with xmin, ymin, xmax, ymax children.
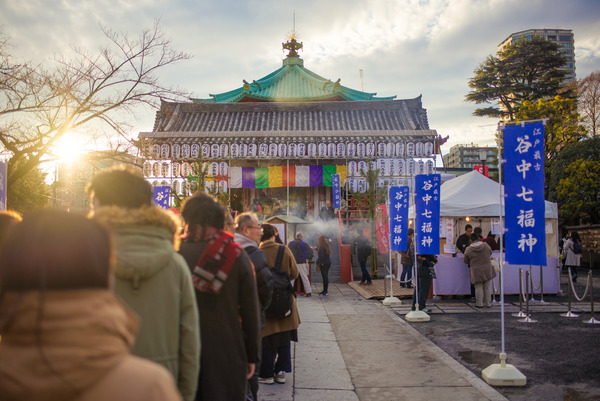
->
<box><xmin>359</xmin><ymin>260</ymin><xmax>371</xmax><ymax>283</ymax></box>
<box><xmin>401</xmin><ymin>264</ymin><xmax>413</xmax><ymax>287</ymax></box>
<box><xmin>259</xmin><ymin>343</ymin><xmax>291</xmax><ymax>377</ymax></box>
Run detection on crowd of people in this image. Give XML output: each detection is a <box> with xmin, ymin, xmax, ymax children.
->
<box><xmin>0</xmin><ymin>166</ymin><xmax>318</xmax><ymax>401</ymax></box>
<box><xmin>0</xmin><ymin>164</ymin><xmax>583</xmax><ymax>400</ymax></box>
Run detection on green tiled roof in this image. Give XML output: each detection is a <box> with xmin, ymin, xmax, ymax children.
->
<box><xmin>192</xmin><ymin>57</ymin><xmax>396</xmax><ymax>103</ymax></box>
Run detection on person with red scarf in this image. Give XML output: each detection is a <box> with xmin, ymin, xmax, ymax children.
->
<box><xmin>179</xmin><ymin>193</ymin><xmax>261</xmax><ymax>401</ymax></box>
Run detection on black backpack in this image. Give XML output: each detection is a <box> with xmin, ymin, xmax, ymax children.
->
<box><xmin>265</xmin><ymin>245</ymin><xmax>294</xmax><ymax>319</ymax></box>
<box><xmin>573</xmin><ymin>241</ymin><xmax>583</xmax><ymax>255</ymax></box>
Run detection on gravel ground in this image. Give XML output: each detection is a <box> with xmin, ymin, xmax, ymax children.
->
<box><xmin>403</xmin><ymin>268</ymin><xmax>600</xmax><ymax>401</ymax></box>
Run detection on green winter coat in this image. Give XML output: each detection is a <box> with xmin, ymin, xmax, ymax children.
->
<box><xmin>91</xmin><ymin>205</ymin><xmax>200</xmax><ymax>401</ymax></box>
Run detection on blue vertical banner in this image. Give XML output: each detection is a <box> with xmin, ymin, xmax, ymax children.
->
<box><xmin>389</xmin><ymin>186</ymin><xmax>409</xmax><ymax>251</ymax></box>
<box><xmin>503</xmin><ymin>122</ymin><xmax>547</xmax><ymax>265</ymax></box>
<box><xmin>153</xmin><ymin>186</ymin><xmax>171</xmax><ymax>209</ymax></box>
<box><xmin>332</xmin><ymin>174</ymin><xmax>341</xmax><ymax>209</ymax></box>
<box><xmin>0</xmin><ymin>161</ymin><xmax>6</xmax><ymax>210</ymax></box>
<box><xmin>415</xmin><ymin>174</ymin><xmax>441</xmax><ymax>254</ymax></box>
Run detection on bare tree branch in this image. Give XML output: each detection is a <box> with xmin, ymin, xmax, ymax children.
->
<box><xmin>0</xmin><ymin>21</ymin><xmax>191</xmax><ymax>187</ymax></box>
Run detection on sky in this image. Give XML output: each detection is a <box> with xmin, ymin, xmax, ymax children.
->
<box><xmin>1</xmin><ymin>0</ymin><xmax>599</xmax><ymax>154</ymax></box>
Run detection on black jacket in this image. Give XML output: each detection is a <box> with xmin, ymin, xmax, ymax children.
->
<box><xmin>316</xmin><ymin>245</ymin><xmax>331</xmax><ymax>266</ymax></box>
<box><xmin>356</xmin><ymin>234</ymin><xmax>372</xmax><ymax>263</ymax></box>
<box><xmin>456</xmin><ymin>233</ymin><xmax>471</xmax><ymax>254</ymax></box>
<box><xmin>288</xmin><ymin>239</ymin><xmax>314</xmax><ymax>264</ymax></box>
<box><xmin>244</xmin><ymin>245</ymin><xmax>274</xmax><ymax>328</ymax></box>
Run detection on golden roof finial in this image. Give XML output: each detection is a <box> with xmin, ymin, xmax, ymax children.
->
<box><xmin>282</xmin><ymin>11</ymin><xmax>303</xmax><ymax>58</ymax></box>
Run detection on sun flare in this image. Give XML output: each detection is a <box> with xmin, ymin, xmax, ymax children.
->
<box><xmin>52</xmin><ymin>134</ymin><xmax>86</xmax><ymax>164</ymax></box>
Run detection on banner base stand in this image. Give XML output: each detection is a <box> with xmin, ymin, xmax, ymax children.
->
<box><xmin>405</xmin><ymin>310</ymin><xmax>430</xmax><ymax>322</ymax></box>
<box><xmin>560</xmin><ymin>311</ymin><xmax>579</xmax><ymax>318</ymax></box>
<box><xmin>482</xmin><ymin>353</ymin><xmax>526</xmax><ymax>387</ymax></box>
<box><xmin>382</xmin><ymin>296</ymin><xmax>402</xmax><ymax>307</ymax></box>
<box><xmin>583</xmin><ymin>317</ymin><xmax>600</xmax><ymax>325</ymax></box>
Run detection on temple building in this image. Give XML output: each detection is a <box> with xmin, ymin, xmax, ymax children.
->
<box><xmin>139</xmin><ymin>35</ymin><xmax>444</xmax><ymax>219</ymax></box>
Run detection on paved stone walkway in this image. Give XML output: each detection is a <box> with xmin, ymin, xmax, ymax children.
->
<box><xmin>258</xmin><ymin>283</ymin><xmax>509</xmax><ymax>401</ymax></box>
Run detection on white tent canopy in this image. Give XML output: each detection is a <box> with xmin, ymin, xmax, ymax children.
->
<box><xmin>441</xmin><ymin>171</ymin><xmax>558</xmax><ymax>218</ymax></box>
<box><xmin>410</xmin><ymin>171</ymin><xmax>558</xmax><ymax>219</ymax></box>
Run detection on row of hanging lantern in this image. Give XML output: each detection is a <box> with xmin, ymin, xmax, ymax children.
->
<box><xmin>146</xmin><ymin>140</ymin><xmax>435</xmax><ymax>160</ymax></box>
<box><xmin>149</xmin><ymin>179</ymin><xmax>229</xmax><ymax>195</ymax></box>
<box><xmin>143</xmin><ymin>158</ymin><xmax>435</xmax><ymax>179</ymax></box>
<box><xmin>150</xmin><ymin>177</ymin><xmax>421</xmax><ymax>196</ymax></box>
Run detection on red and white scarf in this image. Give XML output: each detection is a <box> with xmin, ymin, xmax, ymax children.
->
<box><xmin>183</xmin><ymin>225</ymin><xmax>242</xmax><ymax>294</ymax></box>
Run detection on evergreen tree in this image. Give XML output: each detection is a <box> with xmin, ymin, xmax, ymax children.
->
<box><xmin>466</xmin><ymin>36</ymin><xmax>568</xmax><ymax>121</ymax></box>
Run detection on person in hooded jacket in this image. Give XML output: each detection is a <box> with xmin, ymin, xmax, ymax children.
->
<box><xmin>179</xmin><ymin>193</ymin><xmax>261</xmax><ymax>401</ymax></box>
<box><xmin>0</xmin><ymin>209</ymin><xmax>182</xmax><ymax>401</ymax></box>
<box><xmin>86</xmin><ymin>166</ymin><xmax>200</xmax><ymax>401</ymax></box>
<box><xmin>463</xmin><ymin>233</ymin><xmax>496</xmax><ymax>308</ymax></box>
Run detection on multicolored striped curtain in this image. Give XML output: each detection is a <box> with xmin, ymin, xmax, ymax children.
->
<box><xmin>230</xmin><ymin>165</ymin><xmax>346</xmax><ymax>189</ymax></box>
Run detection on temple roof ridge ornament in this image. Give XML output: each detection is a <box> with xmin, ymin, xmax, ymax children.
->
<box><xmin>193</xmin><ymin>31</ymin><xmax>396</xmax><ymax>103</ymax></box>
<box><xmin>283</xmin><ymin>32</ymin><xmax>303</xmax><ymax>59</ymax></box>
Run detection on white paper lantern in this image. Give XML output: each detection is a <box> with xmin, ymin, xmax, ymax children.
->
<box><xmin>366</xmin><ymin>142</ymin><xmax>375</xmax><ymax>157</ymax></box>
<box><xmin>172</xmin><ymin>162</ymin><xmax>181</xmax><ymax>177</ymax></box>
<box><xmin>209</xmin><ymin>162</ymin><xmax>219</xmax><ymax>177</ymax></box>
<box><xmin>288</xmin><ymin>143</ymin><xmax>297</xmax><ymax>157</ymax></box>
<box><xmin>152</xmin><ymin>162</ymin><xmax>160</xmax><ymax>176</ymax></box>
<box><xmin>348</xmin><ymin>161</ymin><xmax>357</xmax><ymax>177</ymax></box>
<box><xmin>181</xmin><ymin>162</ymin><xmax>190</xmax><ymax>177</ymax></box>
<box><xmin>219</xmin><ymin>144</ymin><xmax>228</xmax><ymax>157</ymax></box>
<box><xmin>219</xmin><ymin>162</ymin><xmax>228</xmax><ymax>177</ymax></box>
<box><xmin>347</xmin><ymin>143</ymin><xmax>356</xmax><ymax>157</ymax></box>
<box><xmin>396</xmin><ymin>142</ymin><xmax>405</xmax><ymax>157</ymax></box>
<box><xmin>230</xmin><ymin>143</ymin><xmax>239</xmax><ymax>157</ymax></box>
<box><xmin>181</xmin><ymin>144</ymin><xmax>190</xmax><ymax>159</ymax></box>
<box><xmin>398</xmin><ymin>159</ymin><xmax>406</xmax><ymax>176</ymax></box>
<box><xmin>172</xmin><ymin>144</ymin><xmax>181</xmax><ymax>159</ymax></box>
<box><xmin>426</xmin><ymin>160</ymin><xmax>434</xmax><ymax>174</ymax></box>
<box><xmin>202</xmin><ymin>144</ymin><xmax>210</xmax><ymax>158</ymax></box>
<box><xmin>318</xmin><ymin>143</ymin><xmax>327</xmax><ymax>157</ymax></box>
<box><xmin>210</xmin><ymin>144</ymin><xmax>219</xmax><ymax>158</ymax></box>
<box><xmin>416</xmin><ymin>142</ymin><xmax>424</xmax><ymax>157</ymax></box>
<box><xmin>268</xmin><ymin>143</ymin><xmax>278</xmax><ymax>157</ymax></box>
<box><xmin>161</xmin><ymin>163</ymin><xmax>170</xmax><ymax>177</ymax></box>
<box><xmin>191</xmin><ymin>144</ymin><xmax>200</xmax><ymax>158</ymax></box>
<box><xmin>425</xmin><ymin>142</ymin><xmax>434</xmax><ymax>156</ymax></box>
<box><xmin>161</xmin><ymin>144</ymin><xmax>170</xmax><ymax>159</ymax></box>
<box><xmin>386</xmin><ymin>143</ymin><xmax>395</xmax><ymax>157</ymax></box>
<box><xmin>278</xmin><ymin>143</ymin><xmax>287</xmax><ymax>157</ymax></box>
<box><xmin>327</xmin><ymin>143</ymin><xmax>336</xmax><ymax>157</ymax></box>
<box><xmin>358</xmin><ymin>161</ymin><xmax>368</xmax><ymax>175</ymax></box>
<box><xmin>357</xmin><ymin>143</ymin><xmax>366</xmax><ymax>157</ymax></box>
